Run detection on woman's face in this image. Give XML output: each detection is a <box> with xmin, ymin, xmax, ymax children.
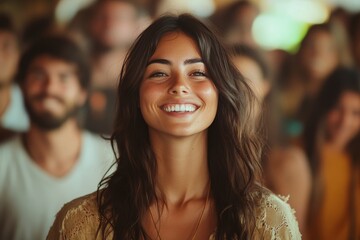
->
<box><xmin>139</xmin><ymin>31</ymin><xmax>218</xmax><ymax>138</ymax></box>
<box><xmin>325</xmin><ymin>91</ymin><xmax>360</xmax><ymax>147</ymax></box>
<box><xmin>300</xmin><ymin>30</ymin><xmax>338</xmax><ymax>80</ymax></box>
<box><xmin>232</xmin><ymin>55</ymin><xmax>270</xmax><ymax>102</ymax></box>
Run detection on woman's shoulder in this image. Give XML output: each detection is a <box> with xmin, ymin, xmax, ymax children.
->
<box><xmin>47</xmin><ymin>191</ymin><xmax>104</xmax><ymax>240</ymax></box>
<box><xmin>254</xmin><ymin>192</ymin><xmax>302</xmax><ymax>239</ymax></box>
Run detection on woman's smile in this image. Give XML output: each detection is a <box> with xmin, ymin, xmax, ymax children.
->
<box><xmin>161</xmin><ymin>103</ymin><xmax>199</xmax><ymax>113</ymax></box>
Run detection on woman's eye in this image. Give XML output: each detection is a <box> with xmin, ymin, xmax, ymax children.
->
<box><xmin>149</xmin><ymin>72</ymin><xmax>167</xmax><ymax>78</ymax></box>
<box><xmin>190</xmin><ymin>70</ymin><xmax>207</xmax><ymax>77</ymax></box>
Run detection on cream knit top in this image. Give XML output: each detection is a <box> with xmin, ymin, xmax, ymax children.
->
<box><xmin>47</xmin><ymin>192</ymin><xmax>301</xmax><ymax>239</ymax></box>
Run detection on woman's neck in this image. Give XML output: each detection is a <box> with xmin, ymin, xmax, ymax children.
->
<box><xmin>150</xmin><ymin>131</ymin><xmax>210</xmax><ymax>205</ymax></box>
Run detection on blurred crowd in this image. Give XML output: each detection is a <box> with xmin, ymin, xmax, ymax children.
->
<box><xmin>0</xmin><ymin>0</ymin><xmax>359</xmax><ymax>239</ymax></box>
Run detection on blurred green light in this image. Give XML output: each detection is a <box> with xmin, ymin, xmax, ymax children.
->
<box><xmin>252</xmin><ymin>13</ymin><xmax>308</xmax><ymax>52</ymax></box>
<box><xmin>273</xmin><ymin>0</ymin><xmax>329</xmax><ymax>24</ymax></box>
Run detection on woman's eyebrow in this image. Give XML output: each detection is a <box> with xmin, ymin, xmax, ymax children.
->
<box><xmin>184</xmin><ymin>58</ymin><xmax>203</xmax><ymax>65</ymax></box>
<box><xmin>147</xmin><ymin>58</ymin><xmax>170</xmax><ymax>66</ymax></box>
<box><xmin>146</xmin><ymin>58</ymin><xmax>204</xmax><ymax>66</ymax></box>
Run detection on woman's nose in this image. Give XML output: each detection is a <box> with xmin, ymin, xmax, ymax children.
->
<box><xmin>168</xmin><ymin>75</ymin><xmax>190</xmax><ymax>95</ymax></box>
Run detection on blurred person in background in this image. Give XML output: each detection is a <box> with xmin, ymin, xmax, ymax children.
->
<box><xmin>279</xmin><ymin>22</ymin><xmax>352</xmax><ymax>140</ymax></box>
<box><xmin>83</xmin><ymin>0</ymin><xmax>148</xmax><ymax>135</ymax></box>
<box><xmin>210</xmin><ymin>0</ymin><xmax>260</xmax><ymax>49</ymax></box>
<box><xmin>327</xmin><ymin>7</ymin><xmax>353</xmax><ymax>72</ymax></box>
<box><xmin>349</xmin><ymin>12</ymin><xmax>360</xmax><ymax>70</ymax></box>
<box><xmin>231</xmin><ymin>43</ymin><xmax>311</xmax><ymax>233</ymax></box>
<box><xmin>0</xmin><ymin>12</ymin><xmax>29</xmax><ymax>143</ymax></box>
<box><xmin>302</xmin><ymin>67</ymin><xmax>360</xmax><ymax>240</ymax></box>
<box><xmin>231</xmin><ymin>44</ymin><xmax>270</xmax><ymax>103</ymax></box>
<box><xmin>0</xmin><ymin>35</ymin><xmax>114</xmax><ymax>240</ymax></box>
<box><xmin>328</xmin><ymin>6</ymin><xmax>351</xmax><ymax>30</ymax></box>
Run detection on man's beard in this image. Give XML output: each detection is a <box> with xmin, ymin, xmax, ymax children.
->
<box><xmin>24</xmin><ymin>94</ymin><xmax>80</xmax><ymax>131</ymax></box>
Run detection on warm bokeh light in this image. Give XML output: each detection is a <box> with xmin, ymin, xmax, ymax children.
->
<box><xmin>156</xmin><ymin>0</ymin><xmax>215</xmax><ymax>17</ymax></box>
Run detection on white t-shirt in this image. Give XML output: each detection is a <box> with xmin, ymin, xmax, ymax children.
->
<box><xmin>0</xmin><ymin>131</ymin><xmax>115</xmax><ymax>240</ymax></box>
<box><xmin>0</xmin><ymin>84</ymin><xmax>29</xmax><ymax>132</ymax></box>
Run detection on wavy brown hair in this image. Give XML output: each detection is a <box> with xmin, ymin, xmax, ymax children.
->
<box><xmin>97</xmin><ymin>14</ymin><xmax>265</xmax><ymax>239</ymax></box>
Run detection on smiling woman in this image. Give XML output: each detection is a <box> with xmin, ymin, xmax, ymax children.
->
<box><xmin>140</xmin><ymin>32</ymin><xmax>218</xmax><ymax>138</ymax></box>
<box><xmin>47</xmin><ymin>14</ymin><xmax>301</xmax><ymax>240</ymax></box>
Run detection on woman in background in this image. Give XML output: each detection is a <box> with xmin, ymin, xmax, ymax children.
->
<box><xmin>231</xmin><ymin>44</ymin><xmax>311</xmax><ymax>234</ymax></box>
<box><xmin>47</xmin><ymin>14</ymin><xmax>300</xmax><ymax>239</ymax></box>
<box><xmin>230</xmin><ymin>44</ymin><xmax>271</xmax><ymax>103</ymax></box>
<box><xmin>279</xmin><ymin>23</ymin><xmax>352</xmax><ymax>140</ymax></box>
<box><xmin>303</xmin><ymin>67</ymin><xmax>360</xmax><ymax>239</ymax></box>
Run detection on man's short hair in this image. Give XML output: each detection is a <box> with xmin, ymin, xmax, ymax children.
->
<box><xmin>16</xmin><ymin>35</ymin><xmax>90</xmax><ymax>89</ymax></box>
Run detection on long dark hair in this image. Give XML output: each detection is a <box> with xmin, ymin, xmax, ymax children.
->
<box><xmin>303</xmin><ymin>67</ymin><xmax>360</xmax><ymax>237</ymax></box>
<box><xmin>97</xmin><ymin>14</ymin><xmax>264</xmax><ymax>239</ymax></box>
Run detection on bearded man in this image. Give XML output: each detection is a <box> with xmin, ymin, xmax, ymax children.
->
<box><xmin>0</xmin><ymin>35</ymin><xmax>114</xmax><ymax>240</ymax></box>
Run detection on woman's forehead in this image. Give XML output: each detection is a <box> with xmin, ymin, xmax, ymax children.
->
<box><xmin>149</xmin><ymin>31</ymin><xmax>202</xmax><ymax>61</ymax></box>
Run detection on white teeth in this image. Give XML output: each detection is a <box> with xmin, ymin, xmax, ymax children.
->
<box><xmin>163</xmin><ymin>104</ymin><xmax>197</xmax><ymax>112</ymax></box>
